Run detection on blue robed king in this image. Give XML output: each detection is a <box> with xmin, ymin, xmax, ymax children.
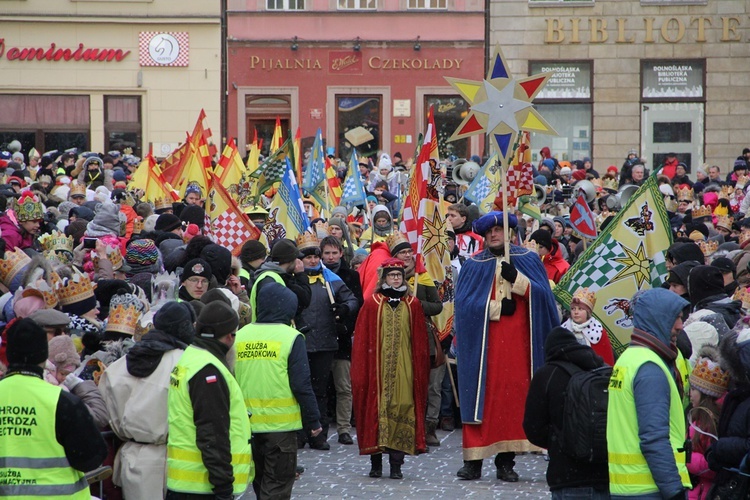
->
<box><xmin>455</xmin><ymin>211</ymin><xmax>559</xmax><ymax>424</ymax></box>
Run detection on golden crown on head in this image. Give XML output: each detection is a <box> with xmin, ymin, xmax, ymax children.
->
<box><xmin>385</xmin><ymin>231</ymin><xmax>411</xmax><ymax>254</ymax></box>
<box><xmin>69</xmin><ymin>180</ymin><xmax>87</xmax><ymax>198</ymax></box>
<box><xmin>716</xmin><ymin>215</ymin><xmax>734</xmax><ymax>232</ymax></box>
<box><xmin>572</xmin><ymin>287</ymin><xmax>597</xmax><ymax>311</ymax></box>
<box><xmin>523</xmin><ymin>239</ymin><xmax>539</xmax><ymax>253</ymax></box>
<box><xmin>692</xmin><ymin>205</ymin><xmax>712</xmax><ymax>219</ymax></box>
<box><xmin>675</xmin><ymin>185</ymin><xmax>694</xmax><ymax>202</ymax></box>
<box><xmin>698</xmin><ymin>239</ymin><xmax>718</xmax><ymax>257</ymax></box>
<box><xmin>153</xmin><ymin>197</ymin><xmax>172</xmax><ymax>211</ymax></box>
<box><xmin>12</xmin><ymin>192</ymin><xmax>45</xmax><ymax>222</ymax></box>
<box><xmin>106</xmin><ymin>302</ymin><xmax>140</xmax><ymax>336</ymax></box>
<box><xmin>56</xmin><ymin>270</ymin><xmax>96</xmax><ymax>307</ymax></box>
<box><xmin>721</xmin><ymin>185</ymin><xmax>735</xmax><ymax>199</ymax></box>
<box><xmin>602</xmin><ymin>177</ymin><xmax>619</xmax><ymax>192</ymax></box>
<box><xmin>93</xmin><ymin>246</ymin><xmax>126</xmax><ymax>272</ymax></box>
<box><xmin>132</xmin><ymin>217</ymin><xmax>144</xmax><ymax>234</ymax></box>
<box><xmin>39</xmin><ymin>231</ymin><xmax>74</xmax><ymax>255</ymax></box>
<box><xmin>295</xmin><ymin>231</ymin><xmax>320</xmax><ymax>252</ymax></box>
<box><xmin>25</xmin><ymin>274</ymin><xmax>60</xmax><ymax>309</ymax></box>
<box><xmin>734</xmin><ymin>287</ymin><xmax>750</xmax><ymax>310</ymax></box>
<box><xmin>0</xmin><ymin>248</ymin><xmax>31</xmax><ymax>288</ymax></box>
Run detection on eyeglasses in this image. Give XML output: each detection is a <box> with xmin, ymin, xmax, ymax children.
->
<box><xmin>185</xmin><ymin>277</ymin><xmax>209</xmax><ymax>286</ymax></box>
<box><xmin>386</xmin><ymin>272</ymin><xmax>403</xmax><ymax>279</ymax></box>
<box><xmin>396</xmin><ymin>249</ymin><xmax>413</xmax><ymax>257</ymax></box>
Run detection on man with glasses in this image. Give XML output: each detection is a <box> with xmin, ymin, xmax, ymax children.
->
<box><xmin>178</xmin><ymin>259</ymin><xmax>212</xmax><ymax>301</ymax></box>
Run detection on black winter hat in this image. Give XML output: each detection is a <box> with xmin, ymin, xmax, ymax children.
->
<box><xmin>270</xmin><ymin>239</ymin><xmax>300</xmax><ymax>265</ymax></box>
<box><xmin>155</xmin><ymin>213</ymin><xmax>182</xmax><ymax>233</ymax></box>
<box><xmin>688</xmin><ymin>265</ymin><xmax>726</xmax><ymax>306</ymax></box>
<box><xmin>529</xmin><ymin>229</ymin><xmax>553</xmax><ymax>251</ymax></box>
<box><xmin>154</xmin><ymin>301</ymin><xmax>195</xmax><ymax>345</ymax></box>
<box><xmin>181</xmin><ymin>258</ymin><xmax>213</xmax><ymax>283</ymax></box>
<box><xmin>200</xmin><ymin>244</ymin><xmax>232</xmax><ymax>285</ymax></box>
<box><xmin>196</xmin><ymin>300</ymin><xmax>238</xmax><ymax>339</ymax></box>
<box><xmin>666</xmin><ymin>260</ymin><xmax>701</xmax><ymax>287</ymax></box>
<box><xmin>240</xmin><ymin>239</ymin><xmax>267</xmax><ymax>265</ymax></box>
<box><xmin>180</xmin><ymin>204</ymin><xmax>206</xmax><ymax>229</ymax></box>
<box><xmin>543</xmin><ymin>326</ymin><xmax>579</xmax><ymax>360</ymax></box>
<box><xmin>6</xmin><ymin>318</ymin><xmax>48</xmax><ymax>366</ymax></box>
<box><xmin>712</xmin><ymin>257</ymin><xmax>737</xmax><ymax>277</ymax></box>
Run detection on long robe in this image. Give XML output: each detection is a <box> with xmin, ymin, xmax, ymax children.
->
<box><xmin>351</xmin><ymin>292</ymin><xmax>430</xmax><ymax>455</ymax></box>
<box><xmin>455</xmin><ymin>245</ymin><xmax>559</xmax><ymax>460</ymax></box>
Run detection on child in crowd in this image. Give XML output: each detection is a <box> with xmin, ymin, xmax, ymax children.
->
<box><xmin>560</xmin><ymin>288</ymin><xmax>615</xmax><ymax>365</ymax></box>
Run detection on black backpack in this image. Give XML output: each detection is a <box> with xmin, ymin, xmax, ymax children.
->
<box><xmin>550</xmin><ymin>361</ymin><xmax>612</xmax><ymax>463</ymax></box>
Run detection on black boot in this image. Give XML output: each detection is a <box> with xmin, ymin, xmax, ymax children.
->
<box><xmin>456</xmin><ymin>460</ymin><xmax>482</xmax><ymax>480</ymax></box>
<box><xmin>494</xmin><ymin>454</ymin><xmax>519</xmax><ymax>482</ymax></box>
<box><xmin>389</xmin><ymin>463</ymin><xmax>403</xmax><ymax>480</ymax></box>
<box><xmin>369</xmin><ymin>454</ymin><xmax>383</xmax><ymax>478</ymax></box>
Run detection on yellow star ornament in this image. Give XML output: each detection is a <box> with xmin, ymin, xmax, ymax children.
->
<box><xmin>445</xmin><ymin>45</ymin><xmax>557</xmax><ymax>164</ymax></box>
<box><xmin>611</xmin><ymin>242</ymin><xmax>652</xmax><ymax>289</ymax></box>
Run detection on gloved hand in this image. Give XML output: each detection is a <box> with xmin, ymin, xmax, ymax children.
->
<box><xmin>500</xmin><ymin>298</ymin><xmax>516</xmax><ymax>316</ymax></box>
<box><xmin>666</xmin><ymin>489</ymin><xmax>687</xmax><ymax>500</ymax></box>
<box><xmin>63</xmin><ymin>373</ymin><xmax>84</xmax><ymax>391</ymax></box>
<box><xmin>705</xmin><ymin>445</ymin><xmax>719</xmax><ymax>471</ymax></box>
<box><xmin>330</xmin><ymin>303</ymin><xmax>349</xmax><ymax>322</ymax></box>
<box><xmin>500</xmin><ymin>261</ymin><xmax>518</xmax><ymax>284</ymax></box>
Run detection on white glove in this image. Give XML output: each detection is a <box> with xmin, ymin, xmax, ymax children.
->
<box><xmin>63</xmin><ymin>373</ymin><xmax>84</xmax><ymax>391</ymax></box>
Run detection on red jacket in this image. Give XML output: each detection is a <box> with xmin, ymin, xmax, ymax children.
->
<box><xmin>661</xmin><ymin>158</ymin><xmax>679</xmax><ymax>179</ymax></box>
<box><xmin>0</xmin><ymin>213</ymin><xmax>35</xmax><ymax>251</ymax></box>
<box><xmin>542</xmin><ymin>242</ymin><xmax>570</xmax><ymax>284</ymax></box>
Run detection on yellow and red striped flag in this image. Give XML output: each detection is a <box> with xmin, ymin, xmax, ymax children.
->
<box><xmin>216</xmin><ymin>137</ymin><xmax>246</xmax><ymax>187</ymax></box>
<box><xmin>270</xmin><ymin>116</ymin><xmax>283</xmax><ymax>154</ymax></box>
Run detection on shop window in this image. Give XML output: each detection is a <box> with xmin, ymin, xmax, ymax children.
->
<box><xmin>104</xmin><ymin>96</ymin><xmax>141</xmax><ymax>156</ymax></box>
<box><xmin>338</xmin><ymin>0</ymin><xmax>376</xmax><ymax>10</ymax></box>
<box><xmin>424</xmin><ymin>95</ymin><xmax>468</xmax><ymax>159</ymax></box>
<box><xmin>0</xmin><ymin>94</ymin><xmax>90</xmax><ymax>154</ymax></box>
<box><xmin>267</xmin><ymin>0</ymin><xmax>304</xmax><ymax>10</ymax></box>
<box><xmin>408</xmin><ymin>0</ymin><xmax>446</xmax><ymax>9</ymax></box>
<box><xmin>335</xmin><ymin>95</ymin><xmax>380</xmax><ymax>160</ymax></box>
<box><xmin>245</xmin><ymin>95</ymin><xmax>291</xmax><ymax>156</ymax></box>
<box><xmin>528</xmin><ymin>61</ymin><xmax>593</xmax><ymax>163</ymax></box>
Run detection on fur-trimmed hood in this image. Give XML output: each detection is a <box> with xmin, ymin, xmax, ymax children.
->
<box><xmin>720</xmin><ymin>330</ymin><xmax>750</xmax><ymax>387</ymax></box>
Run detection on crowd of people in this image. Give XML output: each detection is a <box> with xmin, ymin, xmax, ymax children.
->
<box><xmin>1</xmin><ymin>142</ymin><xmax>750</xmax><ymax>500</ymax></box>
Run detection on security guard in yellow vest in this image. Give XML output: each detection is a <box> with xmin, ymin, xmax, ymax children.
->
<box><xmin>167</xmin><ymin>300</ymin><xmax>253</xmax><ymax>500</ymax></box>
<box><xmin>607</xmin><ymin>288</ymin><xmax>692</xmax><ymax>499</ymax></box>
<box><xmin>238</xmin><ymin>239</ymin><xmax>267</xmax><ymax>289</ymax></box>
<box><xmin>235</xmin><ymin>282</ymin><xmax>321</xmax><ymax>499</ymax></box>
<box><xmin>0</xmin><ymin>318</ymin><xmax>107</xmax><ymax>499</ymax></box>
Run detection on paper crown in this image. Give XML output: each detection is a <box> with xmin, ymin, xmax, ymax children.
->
<box><xmin>24</xmin><ymin>274</ymin><xmax>60</xmax><ymax>309</ymax></box>
<box><xmin>12</xmin><ymin>192</ymin><xmax>45</xmax><ymax>222</ymax></box>
<box><xmin>152</xmin><ymin>271</ymin><xmax>179</xmax><ymax>306</ymax></box>
<box><xmin>379</xmin><ymin>257</ymin><xmax>406</xmax><ymax>274</ymax></box>
<box><xmin>106</xmin><ymin>302</ymin><xmax>140</xmax><ymax>336</ymax></box>
<box><xmin>720</xmin><ymin>185</ymin><xmax>735</xmax><ymax>199</ymax></box>
<box><xmin>692</xmin><ymin>205</ymin><xmax>712</xmax><ymax>219</ymax></box>
<box><xmin>153</xmin><ymin>197</ymin><xmax>172</xmax><ymax>211</ymax></box>
<box><xmin>385</xmin><ymin>232</ymin><xmax>411</xmax><ymax>254</ymax></box>
<box><xmin>56</xmin><ymin>270</ymin><xmax>96</xmax><ymax>307</ymax></box>
<box><xmin>675</xmin><ymin>185</ymin><xmax>694</xmax><ymax>202</ymax></box>
<box><xmin>295</xmin><ymin>231</ymin><xmax>320</xmax><ymax>252</ymax></box>
<box><xmin>132</xmin><ymin>217</ymin><xmax>144</xmax><ymax>234</ymax></box>
<box><xmin>698</xmin><ymin>239</ymin><xmax>718</xmax><ymax>257</ymax></box>
<box><xmin>39</xmin><ymin>231</ymin><xmax>74</xmax><ymax>255</ymax></box>
<box><xmin>734</xmin><ymin>286</ymin><xmax>750</xmax><ymax>310</ymax></box>
<box><xmin>523</xmin><ymin>239</ymin><xmax>539</xmax><ymax>253</ymax></box>
<box><xmin>0</xmin><ymin>248</ymin><xmax>32</xmax><ymax>288</ymax></box>
<box><xmin>37</xmin><ymin>174</ymin><xmax>52</xmax><ymax>184</ymax></box>
<box><xmin>601</xmin><ymin>177</ymin><xmax>619</xmax><ymax>192</ymax></box>
<box><xmin>93</xmin><ymin>246</ymin><xmax>126</xmax><ymax>272</ymax></box>
<box><xmin>69</xmin><ymin>180</ymin><xmax>86</xmax><ymax>198</ymax></box>
<box><xmin>716</xmin><ymin>215</ymin><xmax>734</xmax><ymax>232</ymax></box>
<box><xmin>572</xmin><ymin>287</ymin><xmax>596</xmax><ymax>311</ymax></box>
<box><xmin>690</xmin><ymin>356</ymin><xmax>730</xmax><ymax>398</ymax></box>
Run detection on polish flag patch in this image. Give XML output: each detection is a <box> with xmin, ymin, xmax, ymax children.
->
<box><xmin>205</xmin><ymin>375</ymin><xmax>218</xmax><ymax>384</ymax></box>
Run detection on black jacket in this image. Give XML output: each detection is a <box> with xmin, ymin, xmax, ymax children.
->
<box><xmin>327</xmin><ymin>260</ymin><xmax>363</xmax><ymax>360</ymax></box>
<box><xmin>708</xmin><ymin>386</ymin><xmax>750</xmax><ymax>485</ymax></box>
<box><xmin>522</xmin><ymin>336</ymin><xmax>609</xmax><ymax>492</ymax></box>
<box><xmin>253</xmin><ymin>263</ymin><xmax>311</xmax><ymax>317</ymax></box>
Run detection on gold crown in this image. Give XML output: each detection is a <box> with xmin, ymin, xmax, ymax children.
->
<box><xmin>385</xmin><ymin>231</ymin><xmax>411</xmax><ymax>254</ymax></box>
<box><xmin>39</xmin><ymin>231</ymin><xmax>74</xmax><ymax>255</ymax></box>
<box><xmin>0</xmin><ymin>248</ymin><xmax>31</xmax><ymax>288</ymax></box>
<box><xmin>572</xmin><ymin>287</ymin><xmax>596</xmax><ymax>311</ymax></box>
<box><xmin>295</xmin><ymin>231</ymin><xmax>320</xmax><ymax>252</ymax></box>
<box><xmin>692</xmin><ymin>205</ymin><xmax>712</xmax><ymax>219</ymax></box>
<box><xmin>523</xmin><ymin>239</ymin><xmax>539</xmax><ymax>253</ymax></box>
<box><xmin>698</xmin><ymin>239</ymin><xmax>718</xmax><ymax>257</ymax></box>
<box><xmin>56</xmin><ymin>270</ymin><xmax>96</xmax><ymax>307</ymax></box>
<box><xmin>716</xmin><ymin>215</ymin><xmax>734</xmax><ymax>232</ymax></box>
<box><xmin>12</xmin><ymin>192</ymin><xmax>45</xmax><ymax>222</ymax></box>
<box><xmin>602</xmin><ymin>177</ymin><xmax>618</xmax><ymax>192</ymax></box>
<box><xmin>93</xmin><ymin>246</ymin><xmax>126</xmax><ymax>272</ymax></box>
<box><xmin>153</xmin><ymin>197</ymin><xmax>172</xmax><ymax>211</ymax></box>
<box><xmin>675</xmin><ymin>185</ymin><xmax>694</xmax><ymax>202</ymax></box>
<box><xmin>25</xmin><ymin>274</ymin><xmax>60</xmax><ymax>309</ymax></box>
<box><xmin>106</xmin><ymin>302</ymin><xmax>140</xmax><ymax>336</ymax></box>
<box><xmin>69</xmin><ymin>180</ymin><xmax>87</xmax><ymax>198</ymax></box>
<box><xmin>721</xmin><ymin>185</ymin><xmax>735</xmax><ymax>199</ymax></box>
<box><xmin>132</xmin><ymin>217</ymin><xmax>144</xmax><ymax>234</ymax></box>
<box><xmin>734</xmin><ymin>287</ymin><xmax>750</xmax><ymax>310</ymax></box>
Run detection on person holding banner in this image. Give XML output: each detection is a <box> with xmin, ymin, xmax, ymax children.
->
<box><xmin>454</xmin><ymin>211</ymin><xmax>558</xmax><ymax>482</ymax></box>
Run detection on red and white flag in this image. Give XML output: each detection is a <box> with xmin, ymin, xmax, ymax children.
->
<box><xmin>207</xmin><ymin>171</ymin><xmax>261</xmax><ymax>256</ymax></box>
<box><xmin>570</xmin><ymin>194</ymin><xmax>598</xmax><ymax>239</ymax></box>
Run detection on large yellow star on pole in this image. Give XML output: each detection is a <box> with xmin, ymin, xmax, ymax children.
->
<box><xmin>421</xmin><ymin>208</ymin><xmax>447</xmax><ymax>258</ymax></box>
<box><xmin>445</xmin><ymin>44</ymin><xmax>557</xmax><ymax>165</ymax></box>
<box><xmin>610</xmin><ymin>242</ymin><xmax>652</xmax><ymax>289</ymax></box>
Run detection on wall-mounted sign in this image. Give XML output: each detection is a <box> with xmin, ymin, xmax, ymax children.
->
<box><xmin>0</xmin><ymin>39</ymin><xmax>130</xmax><ymax>62</ymax></box>
<box><xmin>642</xmin><ymin>59</ymin><xmax>704</xmax><ymax>99</ymax></box>
<box><xmin>530</xmin><ymin>61</ymin><xmax>591</xmax><ymax>99</ymax></box>
<box><xmin>328</xmin><ymin>51</ymin><xmax>362</xmax><ymax>75</ymax></box>
<box><xmin>393</xmin><ymin>99</ymin><xmax>411</xmax><ymax>117</ymax></box>
<box><xmin>139</xmin><ymin>32</ymin><xmax>189</xmax><ymax>67</ymax></box>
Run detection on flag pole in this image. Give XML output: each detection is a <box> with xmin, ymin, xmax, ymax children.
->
<box><xmin>500</xmin><ymin>156</ymin><xmax>512</xmax><ymax>299</ymax></box>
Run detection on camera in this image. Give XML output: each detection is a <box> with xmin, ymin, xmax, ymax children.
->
<box><xmin>83</xmin><ymin>238</ymin><xmax>97</xmax><ymax>249</ymax></box>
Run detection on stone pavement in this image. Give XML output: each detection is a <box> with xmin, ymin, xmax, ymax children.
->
<box><xmin>291</xmin><ymin>427</ymin><xmax>551</xmax><ymax>499</ymax></box>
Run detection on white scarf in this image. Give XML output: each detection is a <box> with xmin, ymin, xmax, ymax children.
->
<box><xmin>562</xmin><ymin>317</ymin><xmax>604</xmax><ymax>346</ymax></box>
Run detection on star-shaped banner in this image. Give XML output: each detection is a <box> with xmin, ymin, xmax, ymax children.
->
<box><xmin>445</xmin><ymin>45</ymin><xmax>557</xmax><ymax>164</ymax></box>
